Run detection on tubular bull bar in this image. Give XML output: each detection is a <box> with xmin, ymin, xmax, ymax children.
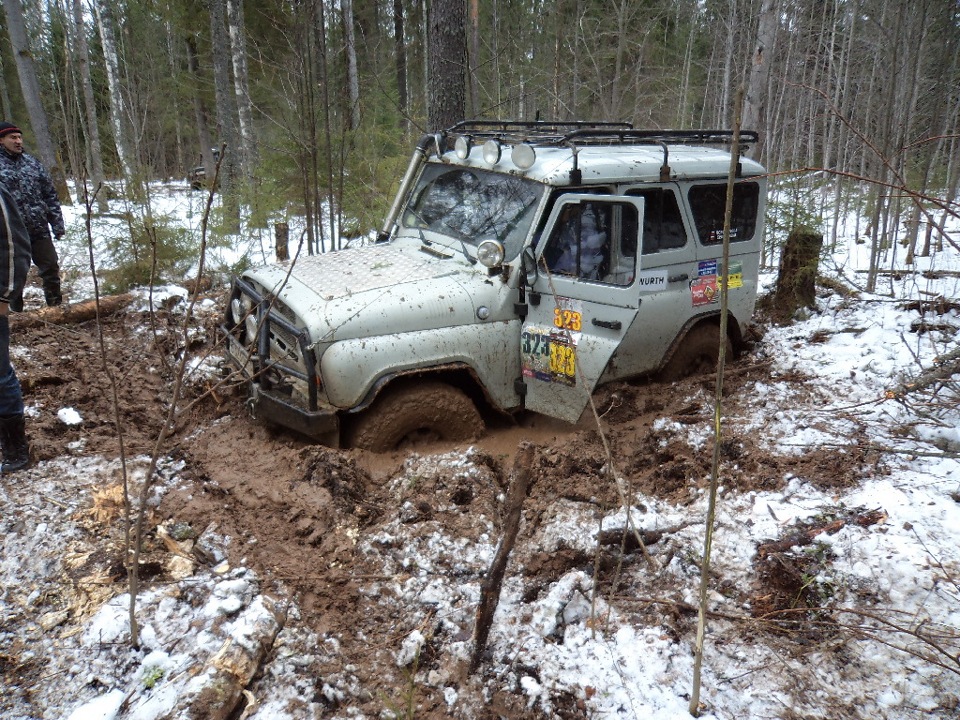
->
<box><xmin>221</xmin><ymin>277</ymin><xmax>339</xmax><ymax>443</ymax></box>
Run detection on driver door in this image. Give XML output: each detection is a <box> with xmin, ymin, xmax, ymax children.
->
<box><xmin>520</xmin><ymin>195</ymin><xmax>644</xmax><ymax>423</ymax></box>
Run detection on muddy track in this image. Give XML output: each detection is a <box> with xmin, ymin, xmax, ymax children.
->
<box><xmin>12</xmin><ymin>298</ymin><xmax>872</xmax><ymax>716</ymax></box>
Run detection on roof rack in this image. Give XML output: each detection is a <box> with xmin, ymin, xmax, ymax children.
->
<box><xmin>444</xmin><ymin>120</ymin><xmax>757</xmax><ymax>149</ymax></box>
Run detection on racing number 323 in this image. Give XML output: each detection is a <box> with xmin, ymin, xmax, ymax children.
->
<box><xmin>554</xmin><ymin>308</ymin><xmax>581</xmax><ymax>331</ymax></box>
<box><xmin>521</xmin><ymin>330</ymin><xmax>577</xmax><ymax>385</ymax></box>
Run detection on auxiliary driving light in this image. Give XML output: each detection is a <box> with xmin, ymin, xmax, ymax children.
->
<box><xmin>454</xmin><ymin>135</ymin><xmax>472</xmax><ymax>159</ymax></box>
<box><xmin>482</xmin><ymin>139</ymin><xmax>502</xmax><ymax>165</ymax></box>
<box><xmin>512</xmin><ymin>143</ymin><xmax>536</xmax><ymax>170</ymax></box>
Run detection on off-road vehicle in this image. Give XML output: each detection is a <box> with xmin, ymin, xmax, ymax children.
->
<box><xmin>222</xmin><ymin>121</ymin><xmax>766</xmax><ymax>450</ymax></box>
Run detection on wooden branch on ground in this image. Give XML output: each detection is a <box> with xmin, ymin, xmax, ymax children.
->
<box><xmin>10</xmin><ymin>294</ymin><xmax>134</xmax><ymax>328</ymax></box>
<box><xmin>757</xmin><ymin>509</ymin><xmax>887</xmax><ymax>558</ymax></box>
<box><xmin>597</xmin><ymin>521</ymin><xmax>695</xmax><ymax>551</ymax></box>
<box><xmin>471</xmin><ymin>442</ymin><xmax>536</xmax><ymax>672</ymax></box>
<box><xmin>886</xmin><ymin>345</ymin><xmax>960</xmax><ymax>400</ymax></box>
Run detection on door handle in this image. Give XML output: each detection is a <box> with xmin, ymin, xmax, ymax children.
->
<box><xmin>592</xmin><ymin>318</ymin><xmax>622</xmax><ymax>330</ymax></box>
<box><xmin>669</xmin><ymin>273</ymin><xmax>689</xmax><ymax>282</ymax></box>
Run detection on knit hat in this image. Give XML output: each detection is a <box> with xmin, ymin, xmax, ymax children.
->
<box><xmin>0</xmin><ymin>123</ymin><xmax>21</xmax><ymax>138</ymax></box>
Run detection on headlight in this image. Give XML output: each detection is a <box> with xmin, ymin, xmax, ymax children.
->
<box><xmin>244</xmin><ymin>313</ymin><xmax>259</xmax><ymax>344</ymax></box>
<box><xmin>231</xmin><ymin>293</ymin><xmax>253</xmax><ymax>324</ymax></box>
<box><xmin>477</xmin><ymin>239</ymin><xmax>505</xmax><ymax>268</ymax></box>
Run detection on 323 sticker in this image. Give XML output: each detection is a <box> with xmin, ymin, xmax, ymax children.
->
<box><xmin>521</xmin><ymin>327</ymin><xmax>578</xmax><ymax>386</ymax></box>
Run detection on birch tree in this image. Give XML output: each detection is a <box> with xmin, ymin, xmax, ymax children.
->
<box><xmin>72</xmin><ymin>0</ymin><xmax>108</xmax><ymax>210</ymax></box>
<box><xmin>93</xmin><ymin>0</ymin><xmax>135</xmax><ymax>186</ymax></box>
<box><xmin>226</xmin><ymin>0</ymin><xmax>255</xmax><ymax>176</ymax></box>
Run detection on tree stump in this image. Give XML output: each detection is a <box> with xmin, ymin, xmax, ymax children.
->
<box><xmin>772</xmin><ymin>226</ymin><xmax>823</xmax><ymax>320</ymax></box>
<box><xmin>275</xmin><ymin>222</ymin><xmax>289</xmax><ymax>262</ymax></box>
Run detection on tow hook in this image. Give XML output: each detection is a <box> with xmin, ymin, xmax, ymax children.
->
<box><xmin>245</xmin><ymin>395</ymin><xmax>258</xmax><ymax>420</ymax></box>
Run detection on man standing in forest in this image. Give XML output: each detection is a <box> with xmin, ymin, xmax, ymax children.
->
<box><xmin>0</xmin><ymin>122</ymin><xmax>65</xmax><ymax>310</ymax></box>
<box><xmin>0</xmin><ymin>184</ymin><xmax>32</xmax><ymax>472</ymax></box>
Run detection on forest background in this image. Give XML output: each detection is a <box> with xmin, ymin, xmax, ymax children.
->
<box><xmin>0</xmin><ymin>0</ymin><xmax>957</xmax><ymax>291</ymax></box>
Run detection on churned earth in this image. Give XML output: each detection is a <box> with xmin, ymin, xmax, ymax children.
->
<box><xmin>2</xmin><ymin>261</ymin><xmax>959</xmax><ymax>719</ymax></box>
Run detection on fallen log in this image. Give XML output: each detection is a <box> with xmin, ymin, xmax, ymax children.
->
<box><xmin>10</xmin><ymin>293</ymin><xmax>135</xmax><ymax>328</ymax></box>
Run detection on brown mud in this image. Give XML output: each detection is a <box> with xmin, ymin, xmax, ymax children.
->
<box><xmin>8</xmin><ymin>289</ymin><xmax>878</xmax><ymax>717</ymax></box>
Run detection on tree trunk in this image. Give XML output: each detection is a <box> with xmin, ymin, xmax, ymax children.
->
<box><xmin>0</xmin><ymin>44</ymin><xmax>13</xmax><ymax>120</ymax></box>
<box><xmin>743</xmin><ymin>0</ymin><xmax>776</xmax><ymax>162</ymax></box>
<box><xmin>427</xmin><ymin>0</ymin><xmax>466</xmax><ymax>132</ymax></box>
<box><xmin>93</xmin><ymin>0</ymin><xmax>135</xmax><ymax>188</ymax></box>
<box><xmin>210</xmin><ymin>0</ymin><xmax>240</xmax><ymax>230</ymax></box>
<box><xmin>2</xmin><ymin>0</ymin><xmax>71</xmax><ymax>203</ymax></box>
<box><xmin>185</xmin><ymin>35</ymin><xmax>217</xmax><ymax>183</ymax></box>
<box><xmin>467</xmin><ymin>0</ymin><xmax>480</xmax><ymax>117</ymax></box>
<box><xmin>342</xmin><ymin>0</ymin><xmax>361</xmax><ymax>131</ymax></box>
<box><xmin>772</xmin><ymin>227</ymin><xmax>823</xmax><ymax>321</ymax></box>
<box><xmin>227</xmin><ymin>0</ymin><xmax>256</xmax><ymax>176</ymax></box>
<box><xmin>393</xmin><ymin>0</ymin><xmax>408</xmax><ymax>131</ymax></box>
<box><xmin>72</xmin><ymin>0</ymin><xmax>108</xmax><ymax>212</ymax></box>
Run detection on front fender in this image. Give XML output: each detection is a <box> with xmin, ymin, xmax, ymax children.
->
<box><xmin>320</xmin><ymin>320</ymin><xmax>521</xmax><ymax>411</ymax></box>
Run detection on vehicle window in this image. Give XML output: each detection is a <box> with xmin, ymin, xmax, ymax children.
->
<box><xmin>543</xmin><ymin>201</ymin><xmax>637</xmax><ymax>286</ymax></box>
<box><xmin>625</xmin><ymin>188</ymin><xmax>687</xmax><ymax>254</ymax></box>
<box><xmin>688</xmin><ymin>182</ymin><xmax>760</xmax><ymax>245</ymax></box>
<box><xmin>403</xmin><ymin>164</ymin><xmax>544</xmax><ymax>260</ymax></box>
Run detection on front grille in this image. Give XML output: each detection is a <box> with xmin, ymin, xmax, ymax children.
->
<box><xmin>227</xmin><ymin>278</ymin><xmax>321</xmax><ymax>412</ymax></box>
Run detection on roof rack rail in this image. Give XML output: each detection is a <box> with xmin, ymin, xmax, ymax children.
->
<box><xmin>561</xmin><ymin>128</ymin><xmax>758</xmax><ymax>147</ymax></box>
<box><xmin>444</xmin><ymin>121</ymin><xmax>757</xmax><ymax>149</ymax></box>
<box><xmin>447</xmin><ymin>119</ymin><xmax>634</xmax><ymax>135</ymax></box>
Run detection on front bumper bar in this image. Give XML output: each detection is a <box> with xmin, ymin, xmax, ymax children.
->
<box><xmin>221</xmin><ymin>278</ymin><xmax>340</xmax><ymax>444</ymax></box>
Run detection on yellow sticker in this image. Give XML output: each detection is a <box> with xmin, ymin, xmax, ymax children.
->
<box><xmin>553</xmin><ymin>307</ymin><xmax>582</xmax><ymax>331</ymax></box>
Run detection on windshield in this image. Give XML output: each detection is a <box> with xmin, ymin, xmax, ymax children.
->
<box><xmin>402</xmin><ymin>164</ymin><xmax>544</xmax><ymax>261</ymax></box>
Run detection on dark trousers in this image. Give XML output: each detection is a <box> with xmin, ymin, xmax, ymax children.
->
<box><xmin>10</xmin><ymin>230</ymin><xmax>60</xmax><ymax>310</ymax></box>
<box><xmin>0</xmin><ymin>315</ymin><xmax>24</xmax><ymax>417</ymax></box>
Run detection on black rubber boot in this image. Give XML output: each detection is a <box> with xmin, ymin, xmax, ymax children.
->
<box><xmin>0</xmin><ymin>414</ymin><xmax>30</xmax><ymax>473</ymax></box>
<box><xmin>44</xmin><ymin>282</ymin><xmax>63</xmax><ymax>307</ymax></box>
<box><xmin>8</xmin><ymin>294</ymin><xmax>23</xmax><ymax>312</ymax></box>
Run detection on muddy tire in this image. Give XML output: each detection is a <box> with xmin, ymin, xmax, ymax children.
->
<box><xmin>347</xmin><ymin>381</ymin><xmax>484</xmax><ymax>452</ymax></box>
<box><xmin>658</xmin><ymin>324</ymin><xmax>733</xmax><ymax>382</ymax></box>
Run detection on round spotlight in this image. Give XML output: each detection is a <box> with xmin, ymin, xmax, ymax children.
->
<box><xmin>482</xmin><ymin>139</ymin><xmax>502</xmax><ymax>165</ymax></box>
<box><xmin>454</xmin><ymin>135</ymin><xmax>472</xmax><ymax>159</ymax></box>
<box><xmin>245</xmin><ymin>313</ymin><xmax>259</xmax><ymax>344</ymax></box>
<box><xmin>512</xmin><ymin>143</ymin><xmax>536</xmax><ymax>170</ymax></box>
<box><xmin>477</xmin><ymin>239</ymin><xmax>505</xmax><ymax>268</ymax></box>
<box><xmin>230</xmin><ymin>297</ymin><xmax>244</xmax><ymax>324</ymax></box>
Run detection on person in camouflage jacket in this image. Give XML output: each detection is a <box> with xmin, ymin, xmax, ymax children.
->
<box><xmin>0</xmin><ymin>122</ymin><xmax>65</xmax><ymax>309</ymax></box>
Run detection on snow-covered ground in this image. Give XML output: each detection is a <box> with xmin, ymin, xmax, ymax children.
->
<box><xmin>2</xmin><ymin>183</ymin><xmax>959</xmax><ymax>719</ymax></box>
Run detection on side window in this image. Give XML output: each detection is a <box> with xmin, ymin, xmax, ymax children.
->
<box><xmin>544</xmin><ymin>201</ymin><xmax>637</xmax><ymax>286</ymax></box>
<box><xmin>625</xmin><ymin>188</ymin><xmax>687</xmax><ymax>254</ymax></box>
<box><xmin>688</xmin><ymin>182</ymin><xmax>760</xmax><ymax>245</ymax></box>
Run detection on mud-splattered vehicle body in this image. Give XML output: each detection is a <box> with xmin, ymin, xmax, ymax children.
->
<box><xmin>222</xmin><ymin>121</ymin><xmax>766</xmax><ymax>450</ymax></box>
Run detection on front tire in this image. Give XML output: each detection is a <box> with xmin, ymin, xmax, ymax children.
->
<box><xmin>347</xmin><ymin>381</ymin><xmax>484</xmax><ymax>452</ymax></box>
<box><xmin>658</xmin><ymin>324</ymin><xmax>733</xmax><ymax>382</ymax></box>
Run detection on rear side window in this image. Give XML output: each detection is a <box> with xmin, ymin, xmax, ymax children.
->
<box><xmin>688</xmin><ymin>182</ymin><xmax>760</xmax><ymax>245</ymax></box>
<box><xmin>625</xmin><ymin>188</ymin><xmax>687</xmax><ymax>254</ymax></box>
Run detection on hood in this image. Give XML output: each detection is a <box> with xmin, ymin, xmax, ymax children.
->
<box><xmin>243</xmin><ymin>241</ymin><xmax>497</xmax><ymax>344</ymax></box>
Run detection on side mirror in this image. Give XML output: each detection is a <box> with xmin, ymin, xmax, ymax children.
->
<box><xmin>521</xmin><ymin>246</ymin><xmax>539</xmax><ymax>286</ymax></box>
